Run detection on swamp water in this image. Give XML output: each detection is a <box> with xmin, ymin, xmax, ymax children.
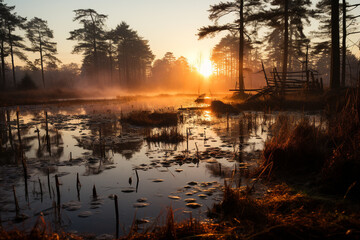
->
<box><xmin>0</xmin><ymin>96</ymin><xmax>322</xmax><ymax>237</ymax></box>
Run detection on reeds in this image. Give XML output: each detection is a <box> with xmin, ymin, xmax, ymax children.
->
<box><xmin>258</xmin><ymin>89</ymin><xmax>360</xmax><ymax>198</ymax></box>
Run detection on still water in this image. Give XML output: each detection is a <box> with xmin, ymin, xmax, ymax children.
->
<box><xmin>0</xmin><ymin>96</ymin><xmax>321</xmax><ymax>237</ymax></box>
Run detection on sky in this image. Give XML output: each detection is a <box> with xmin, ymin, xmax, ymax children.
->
<box><xmin>6</xmin><ymin>0</ymin><xmax>224</xmax><ymax>67</ymax></box>
<box><xmin>5</xmin><ymin>0</ymin><xmax>360</xmax><ymax>67</ymax></box>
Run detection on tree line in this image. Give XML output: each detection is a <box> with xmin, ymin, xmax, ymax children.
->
<box><xmin>1</xmin><ymin>0</ymin><xmax>359</xmax><ymax>92</ymax></box>
<box><xmin>0</xmin><ymin>2</ymin><xmax>205</xmax><ymax>92</ymax></box>
<box><xmin>199</xmin><ymin>0</ymin><xmax>360</xmax><ymax>91</ymax></box>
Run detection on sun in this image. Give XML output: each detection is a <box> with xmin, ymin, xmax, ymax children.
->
<box><xmin>197</xmin><ymin>59</ymin><xmax>214</xmax><ymax>78</ymax></box>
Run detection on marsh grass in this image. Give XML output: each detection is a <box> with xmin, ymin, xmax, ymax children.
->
<box><xmin>260</xmin><ymin>116</ymin><xmax>327</xmax><ymax>179</ymax></box>
<box><xmin>0</xmin><ymin>214</ymin><xmax>82</xmax><ymax>240</ymax></box>
<box><xmin>122</xmin><ymin>111</ymin><xmax>178</xmax><ymax>127</ymax></box>
<box><xmin>259</xmin><ymin>89</ymin><xmax>360</xmax><ymax>198</ymax></box>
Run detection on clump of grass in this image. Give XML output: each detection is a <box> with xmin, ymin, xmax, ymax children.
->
<box><xmin>210</xmin><ymin>100</ymin><xmax>238</xmax><ymax>114</ymax></box>
<box><xmin>124</xmin><ymin>207</ymin><xmax>221</xmax><ymax>240</ymax></box>
<box><xmin>259</xmin><ymin>89</ymin><xmax>360</xmax><ymax>198</ymax></box>
<box><xmin>320</xmin><ymin>90</ymin><xmax>360</xmax><ymax>197</ymax></box>
<box><xmin>122</xmin><ymin>111</ymin><xmax>178</xmax><ymax>127</ymax></box>
<box><xmin>145</xmin><ymin>128</ymin><xmax>184</xmax><ymax>144</ymax></box>
<box><xmin>0</xmin><ymin>215</ymin><xmax>82</xmax><ymax>240</ymax></box>
<box><xmin>209</xmin><ymin>183</ymin><xmax>267</xmax><ymax>228</ymax></box>
<box><xmin>260</xmin><ymin>116</ymin><xmax>327</xmax><ymax>179</ymax></box>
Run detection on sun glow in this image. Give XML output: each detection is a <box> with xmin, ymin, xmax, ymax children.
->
<box><xmin>197</xmin><ymin>59</ymin><xmax>214</xmax><ymax>78</ymax></box>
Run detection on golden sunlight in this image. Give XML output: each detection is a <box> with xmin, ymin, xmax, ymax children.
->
<box><xmin>197</xmin><ymin>59</ymin><xmax>214</xmax><ymax>78</ymax></box>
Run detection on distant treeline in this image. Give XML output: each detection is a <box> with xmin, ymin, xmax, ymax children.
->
<box><xmin>0</xmin><ymin>0</ymin><xmax>359</xmax><ymax>92</ymax></box>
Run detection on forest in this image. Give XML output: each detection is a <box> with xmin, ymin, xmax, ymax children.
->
<box><xmin>0</xmin><ymin>0</ymin><xmax>358</xmax><ymax>94</ymax></box>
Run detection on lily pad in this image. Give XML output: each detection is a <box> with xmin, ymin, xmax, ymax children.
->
<box><xmin>168</xmin><ymin>195</ymin><xmax>181</xmax><ymax>200</ymax></box>
<box><xmin>186</xmin><ymin>203</ymin><xmax>202</xmax><ymax>209</ymax></box>
<box><xmin>122</xmin><ymin>188</ymin><xmax>135</xmax><ymax>193</ymax></box>
<box><xmin>133</xmin><ymin>203</ymin><xmax>150</xmax><ymax>208</ymax></box>
<box><xmin>78</xmin><ymin>211</ymin><xmax>93</xmax><ymax>218</ymax></box>
<box><xmin>152</xmin><ymin>179</ymin><xmax>164</xmax><ymax>183</ymax></box>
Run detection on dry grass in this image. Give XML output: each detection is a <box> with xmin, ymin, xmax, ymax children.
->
<box><xmin>258</xmin><ymin>89</ymin><xmax>360</xmax><ymax>198</ymax></box>
<box><xmin>0</xmin><ymin>215</ymin><xmax>82</xmax><ymax>240</ymax></box>
<box><xmin>320</xmin><ymin>90</ymin><xmax>360</xmax><ymax>197</ymax></box>
<box><xmin>122</xmin><ymin>111</ymin><xmax>178</xmax><ymax>127</ymax></box>
<box><xmin>260</xmin><ymin>116</ymin><xmax>327</xmax><ymax>179</ymax></box>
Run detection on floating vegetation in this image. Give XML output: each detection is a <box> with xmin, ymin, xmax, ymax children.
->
<box><xmin>152</xmin><ymin>179</ymin><xmax>164</xmax><ymax>183</ymax></box>
<box><xmin>133</xmin><ymin>203</ymin><xmax>150</xmax><ymax>208</ymax></box>
<box><xmin>168</xmin><ymin>195</ymin><xmax>181</xmax><ymax>200</ymax></box>
<box><xmin>78</xmin><ymin>211</ymin><xmax>93</xmax><ymax>218</ymax></box>
<box><xmin>185</xmin><ymin>202</ymin><xmax>202</xmax><ymax>209</ymax></box>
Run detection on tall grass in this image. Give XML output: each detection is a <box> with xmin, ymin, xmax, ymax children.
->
<box><xmin>259</xmin><ymin>89</ymin><xmax>360</xmax><ymax>198</ymax></box>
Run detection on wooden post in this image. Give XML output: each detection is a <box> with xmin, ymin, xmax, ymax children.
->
<box><xmin>38</xmin><ymin>178</ymin><xmax>43</xmax><ymax>202</ymax></box>
<box><xmin>6</xmin><ymin>110</ymin><xmax>13</xmax><ymax>150</ymax></box>
<box><xmin>76</xmin><ymin>173</ymin><xmax>81</xmax><ymax>201</ymax></box>
<box><xmin>12</xmin><ymin>185</ymin><xmax>19</xmax><ymax>216</ymax></box>
<box><xmin>114</xmin><ymin>195</ymin><xmax>119</xmax><ymax>239</ymax></box>
<box><xmin>47</xmin><ymin>168</ymin><xmax>51</xmax><ymax>199</ymax></box>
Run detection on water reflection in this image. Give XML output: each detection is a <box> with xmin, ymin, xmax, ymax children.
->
<box><xmin>0</xmin><ymin>98</ymin><xmax>323</xmax><ymax>237</ymax></box>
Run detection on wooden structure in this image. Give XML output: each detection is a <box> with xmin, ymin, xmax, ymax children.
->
<box><xmin>230</xmin><ymin>62</ymin><xmax>323</xmax><ymax>102</ymax></box>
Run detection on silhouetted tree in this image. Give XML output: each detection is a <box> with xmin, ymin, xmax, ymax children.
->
<box><xmin>4</xmin><ymin>9</ymin><xmax>27</xmax><ymax>87</ymax></box>
<box><xmin>68</xmin><ymin>9</ymin><xmax>108</xmax><ymax>83</ymax></box>
<box><xmin>110</xmin><ymin>22</ymin><xmax>154</xmax><ymax>87</ymax></box>
<box><xmin>198</xmin><ymin>0</ymin><xmax>261</xmax><ymax>93</ymax></box>
<box><xmin>330</xmin><ymin>0</ymin><xmax>340</xmax><ymax>89</ymax></box>
<box><xmin>255</xmin><ymin>0</ymin><xmax>312</xmax><ymax>93</ymax></box>
<box><xmin>26</xmin><ymin>17</ymin><xmax>60</xmax><ymax>88</ymax></box>
<box><xmin>0</xmin><ymin>0</ymin><xmax>12</xmax><ymax>89</ymax></box>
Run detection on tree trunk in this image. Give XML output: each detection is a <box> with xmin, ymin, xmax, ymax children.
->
<box><xmin>109</xmin><ymin>43</ymin><xmax>113</xmax><ymax>86</ymax></box>
<box><xmin>341</xmin><ymin>0</ymin><xmax>346</xmax><ymax>87</ymax></box>
<box><xmin>331</xmin><ymin>0</ymin><xmax>340</xmax><ymax>89</ymax></box>
<box><xmin>1</xmin><ymin>39</ymin><xmax>6</xmax><ymax>89</ymax></box>
<box><xmin>238</xmin><ymin>0</ymin><xmax>245</xmax><ymax>92</ymax></box>
<box><xmin>39</xmin><ymin>39</ymin><xmax>45</xmax><ymax>88</ymax></box>
<box><xmin>90</xmin><ymin>13</ymin><xmax>99</xmax><ymax>84</ymax></box>
<box><xmin>8</xmin><ymin>27</ymin><xmax>16</xmax><ymax>87</ymax></box>
<box><xmin>282</xmin><ymin>0</ymin><xmax>289</xmax><ymax>96</ymax></box>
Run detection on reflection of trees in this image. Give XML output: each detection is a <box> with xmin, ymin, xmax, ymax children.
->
<box><xmin>76</xmin><ymin>118</ymin><xmax>143</xmax><ymax>160</ymax></box>
<box><xmin>0</xmin><ymin>109</ymin><xmax>65</xmax><ymax>164</ymax></box>
<box><xmin>83</xmin><ymin>158</ymin><xmax>114</xmax><ymax>176</ymax></box>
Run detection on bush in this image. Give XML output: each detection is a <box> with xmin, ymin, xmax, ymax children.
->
<box><xmin>18</xmin><ymin>74</ymin><xmax>37</xmax><ymax>90</ymax></box>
